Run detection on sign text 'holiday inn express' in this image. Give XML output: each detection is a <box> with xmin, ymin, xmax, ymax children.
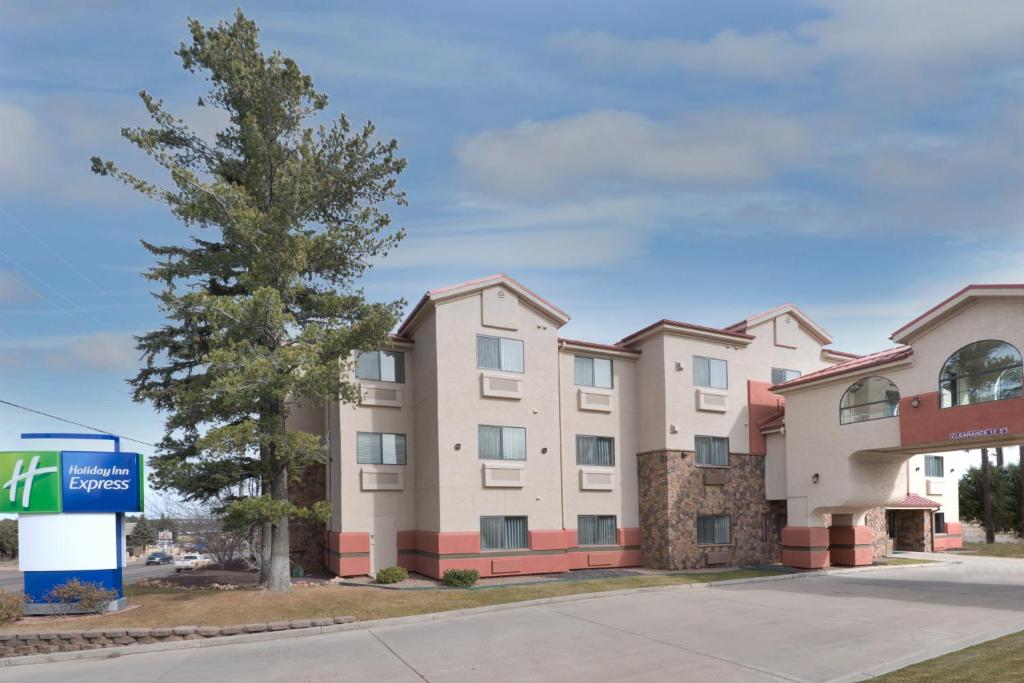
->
<box><xmin>0</xmin><ymin>451</ymin><xmax>143</xmax><ymax>514</ymax></box>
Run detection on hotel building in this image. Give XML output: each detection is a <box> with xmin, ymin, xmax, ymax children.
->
<box><xmin>287</xmin><ymin>276</ymin><xmax>1024</xmax><ymax>578</ymax></box>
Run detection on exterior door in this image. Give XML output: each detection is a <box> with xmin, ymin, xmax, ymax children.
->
<box><xmin>370</xmin><ymin>515</ymin><xmax>397</xmax><ymax>574</ymax></box>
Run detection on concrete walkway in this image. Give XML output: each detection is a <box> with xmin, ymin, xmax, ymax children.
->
<box><xmin>5</xmin><ymin>554</ymin><xmax>1024</xmax><ymax>682</ymax></box>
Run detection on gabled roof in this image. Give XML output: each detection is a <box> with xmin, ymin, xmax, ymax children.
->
<box><xmin>891</xmin><ymin>284</ymin><xmax>1024</xmax><ymax>344</ymax></box>
<box><xmin>890</xmin><ymin>493</ymin><xmax>941</xmax><ymax>509</ymax></box>
<box><xmin>397</xmin><ymin>274</ymin><xmax>571</xmax><ymax>337</ymax></box>
<box><xmin>725</xmin><ymin>303</ymin><xmax>833</xmax><ymax>345</ymax></box>
<box><xmin>618</xmin><ymin>318</ymin><xmax>754</xmax><ymax>347</ymax></box>
<box><xmin>771</xmin><ymin>345</ymin><xmax>914</xmax><ymax>392</ymax></box>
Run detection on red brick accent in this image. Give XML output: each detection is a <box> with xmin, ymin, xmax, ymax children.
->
<box><xmin>828</xmin><ymin>525</ymin><xmax>873</xmax><ymax>566</ymax></box>
<box><xmin>829</xmin><ymin>525</ymin><xmax>872</xmax><ymax>546</ymax></box>
<box><xmin>616</xmin><ymin>527</ymin><xmax>642</xmax><ymax>546</ymax></box>
<box><xmin>782</xmin><ymin>548</ymin><xmax>830</xmax><ymax>569</ymax></box>
<box><xmin>529</xmin><ymin>529</ymin><xmax>576</xmax><ymax>550</ymax></box>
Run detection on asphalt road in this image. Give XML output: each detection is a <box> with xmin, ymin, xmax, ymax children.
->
<box><xmin>5</xmin><ymin>553</ymin><xmax>1024</xmax><ymax>682</ymax></box>
<box><xmin>0</xmin><ymin>561</ymin><xmax>177</xmax><ymax>591</ymax></box>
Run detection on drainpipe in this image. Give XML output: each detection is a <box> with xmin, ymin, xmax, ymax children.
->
<box><xmin>556</xmin><ymin>341</ymin><xmax>567</xmax><ymax>534</ymax></box>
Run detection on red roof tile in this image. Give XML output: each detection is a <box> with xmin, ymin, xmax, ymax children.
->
<box><xmin>891</xmin><ymin>494</ymin><xmax>941</xmax><ymax>508</ymax></box>
<box><xmin>771</xmin><ymin>345</ymin><xmax>913</xmax><ymax>390</ymax></box>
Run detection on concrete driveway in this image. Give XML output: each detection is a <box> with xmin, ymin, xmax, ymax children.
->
<box><xmin>5</xmin><ymin>553</ymin><xmax>1024</xmax><ymax>682</ymax></box>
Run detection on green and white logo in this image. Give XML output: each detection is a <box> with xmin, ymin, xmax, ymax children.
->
<box><xmin>0</xmin><ymin>451</ymin><xmax>61</xmax><ymax>513</ymax></box>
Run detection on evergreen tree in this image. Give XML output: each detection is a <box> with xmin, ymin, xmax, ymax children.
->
<box><xmin>960</xmin><ymin>463</ymin><xmax>1020</xmax><ymax>535</ymax></box>
<box><xmin>92</xmin><ymin>11</ymin><xmax>406</xmax><ymax>590</ymax></box>
<box><xmin>129</xmin><ymin>516</ymin><xmax>159</xmax><ymax>550</ymax></box>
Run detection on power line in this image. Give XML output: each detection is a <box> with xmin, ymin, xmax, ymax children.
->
<box><xmin>0</xmin><ymin>398</ymin><xmax>156</xmax><ymax>449</ymax></box>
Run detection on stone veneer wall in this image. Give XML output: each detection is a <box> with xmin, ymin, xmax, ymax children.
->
<box><xmin>637</xmin><ymin>450</ymin><xmax>783</xmax><ymax>569</ymax></box>
<box><xmin>864</xmin><ymin>507</ymin><xmax>888</xmax><ymax>558</ymax></box>
<box><xmin>892</xmin><ymin>510</ymin><xmax>931</xmax><ymax>551</ymax></box>
<box><xmin>289</xmin><ymin>464</ymin><xmax>328</xmax><ymax>574</ymax></box>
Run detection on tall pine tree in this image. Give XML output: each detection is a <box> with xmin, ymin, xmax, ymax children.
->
<box><xmin>92</xmin><ymin>11</ymin><xmax>406</xmax><ymax>590</ymax></box>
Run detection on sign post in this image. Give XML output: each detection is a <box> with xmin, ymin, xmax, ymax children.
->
<box><xmin>4</xmin><ymin>433</ymin><xmax>144</xmax><ymax>614</ymax></box>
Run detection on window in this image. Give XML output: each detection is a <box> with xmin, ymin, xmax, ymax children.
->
<box><xmin>477</xmin><ymin>335</ymin><xmax>524</xmax><ymax>373</ymax></box>
<box><xmin>771</xmin><ymin>367</ymin><xmax>801</xmax><ymax>385</ymax></box>
<box><xmin>577</xmin><ymin>515</ymin><xmax>617</xmax><ymax>546</ymax></box>
<box><xmin>925</xmin><ymin>455</ymin><xmax>944</xmax><ymax>478</ymax></box>
<box><xmin>695</xmin><ymin>436</ymin><xmax>729</xmax><ymax>467</ymax></box>
<box><xmin>480</xmin><ymin>516</ymin><xmax>528</xmax><ymax>551</ymax></box>
<box><xmin>356</xmin><ymin>432</ymin><xmax>407</xmax><ymax>465</ymax></box>
<box><xmin>939</xmin><ymin>340</ymin><xmax>1023</xmax><ymax>408</ymax></box>
<box><xmin>934</xmin><ymin>512</ymin><xmax>946</xmax><ymax>534</ymax></box>
<box><xmin>839</xmin><ymin>376</ymin><xmax>900</xmax><ymax>424</ymax></box>
<box><xmin>697</xmin><ymin>515</ymin><xmax>731</xmax><ymax>545</ymax></box>
<box><xmin>355</xmin><ymin>350</ymin><xmax>405</xmax><ymax>383</ymax></box>
<box><xmin>575</xmin><ymin>355</ymin><xmax>613</xmax><ymax>388</ymax></box>
<box><xmin>694</xmin><ymin>356</ymin><xmax>728</xmax><ymax>389</ymax></box>
<box><xmin>576</xmin><ymin>435</ymin><xmax>615</xmax><ymax>466</ymax></box>
<box><xmin>478</xmin><ymin>425</ymin><xmax>527</xmax><ymax>460</ymax></box>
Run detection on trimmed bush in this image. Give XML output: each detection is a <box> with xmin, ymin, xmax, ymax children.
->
<box><xmin>442</xmin><ymin>568</ymin><xmax>479</xmax><ymax>587</ymax></box>
<box><xmin>375</xmin><ymin>566</ymin><xmax>408</xmax><ymax>584</ymax></box>
<box><xmin>44</xmin><ymin>579</ymin><xmax>117</xmax><ymax>615</ymax></box>
<box><xmin>0</xmin><ymin>590</ymin><xmax>23</xmax><ymax>623</ymax></box>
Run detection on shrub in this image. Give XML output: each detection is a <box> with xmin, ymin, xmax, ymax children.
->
<box><xmin>442</xmin><ymin>568</ymin><xmax>479</xmax><ymax>587</ymax></box>
<box><xmin>0</xmin><ymin>590</ymin><xmax>23</xmax><ymax>623</ymax></box>
<box><xmin>375</xmin><ymin>566</ymin><xmax>408</xmax><ymax>584</ymax></box>
<box><xmin>43</xmin><ymin>579</ymin><xmax>117</xmax><ymax>615</ymax></box>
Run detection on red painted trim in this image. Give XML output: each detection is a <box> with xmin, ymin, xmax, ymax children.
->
<box><xmin>829</xmin><ymin>547</ymin><xmax>873</xmax><ymax>566</ymax></box>
<box><xmin>890</xmin><ymin>284</ymin><xmax>1024</xmax><ymax>341</ymax></box>
<box><xmin>618</xmin><ymin>318</ymin><xmax>755</xmax><ymax>346</ymax></box>
<box><xmin>899</xmin><ymin>392</ymin><xmax>1024</xmax><ymax>446</ymax></box>
<box><xmin>748</xmin><ymin>380</ymin><xmax>783</xmax><ymax>454</ymax></box>
<box><xmin>325</xmin><ymin>531</ymin><xmax>371</xmax><ymax>554</ymax></box>
<box><xmin>397</xmin><ymin>530</ymin><xmax>417</xmax><ymax>551</ymax></box>
<box><xmin>781</xmin><ymin>526</ymin><xmax>829</xmax><ymax>547</ymax></box>
<box><xmin>339</xmin><ymin>557</ymin><xmax>370</xmax><ymax>575</ymax></box>
<box><xmin>944</xmin><ymin>521</ymin><xmax>963</xmax><ymax>535</ymax></box>
<box><xmin>828</xmin><ymin>525</ymin><xmax>872</xmax><ymax>546</ymax></box>
<box><xmin>528</xmin><ymin>529</ymin><xmax>576</xmax><ymax>551</ymax></box>
<box><xmin>558</xmin><ymin>338</ymin><xmax>640</xmax><ymax>354</ymax></box>
<box><xmin>617</xmin><ymin>527</ymin><xmax>642</xmax><ymax>546</ymax></box>
<box><xmin>782</xmin><ymin>549</ymin><xmax>830</xmax><ymax>569</ymax></box>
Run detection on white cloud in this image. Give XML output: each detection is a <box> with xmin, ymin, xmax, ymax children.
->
<box><xmin>550</xmin><ymin>29</ymin><xmax>816</xmax><ymax>81</ymax></box>
<box><xmin>553</xmin><ymin>1</ymin><xmax>1024</xmax><ymax>84</ymax></box>
<box><xmin>456</xmin><ymin>110</ymin><xmax>805</xmax><ymax>198</ymax></box>
<box><xmin>0</xmin><ymin>101</ymin><xmax>52</xmax><ymax>192</ymax></box>
<box><xmin>0</xmin><ymin>331</ymin><xmax>139</xmax><ymax>373</ymax></box>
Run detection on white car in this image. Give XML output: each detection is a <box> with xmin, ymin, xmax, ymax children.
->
<box><xmin>174</xmin><ymin>554</ymin><xmax>203</xmax><ymax>572</ymax></box>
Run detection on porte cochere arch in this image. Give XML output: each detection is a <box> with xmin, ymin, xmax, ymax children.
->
<box><xmin>768</xmin><ymin>285</ymin><xmax>1024</xmax><ymax>569</ymax></box>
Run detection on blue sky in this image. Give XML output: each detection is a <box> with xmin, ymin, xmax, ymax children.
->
<box><xmin>3</xmin><ymin>1</ymin><xmax>1024</xmax><ymax>476</ymax></box>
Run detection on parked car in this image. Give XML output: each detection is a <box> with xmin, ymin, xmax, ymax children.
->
<box><xmin>145</xmin><ymin>552</ymin><xmax>173</xmax><ymax>565</ymax></box>
<box><xmin>174</xmin><ymin>554</ymin><xmax>204</xmax><ymax>572</ymax></box>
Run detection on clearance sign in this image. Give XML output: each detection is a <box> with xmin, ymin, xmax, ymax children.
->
<box><xmin>0</xmin><ymin>450</ymin><xmax>143</xmax><ymax>514</ymax></box>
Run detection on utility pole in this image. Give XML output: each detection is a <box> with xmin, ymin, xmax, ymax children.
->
<box><xmin>981</xmin><ymin>447</ymin><xmax>995</xmax><ymax>544</ymax></box>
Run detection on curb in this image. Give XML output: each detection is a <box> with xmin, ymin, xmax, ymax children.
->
<box><xmin>0</xmin><ymin>559</ymin><xmax>955</xmax><ymax>669</ymax></box>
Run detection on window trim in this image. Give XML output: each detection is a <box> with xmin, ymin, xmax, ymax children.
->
<box><xmin>839</xmin><ymin>376</ymin><xmax>901</xmax><ymax>425</ymax></box>
<box><xmin>575</xmin><ymin>434</ymin><xmax>615</xmax><ymax>467</ymax></box>
<box><xmin>693</xmin><ymin>355</ymin><xmax>729</xmax><ymax>390</ymax></box>
<box><xmin>476</xmin><ymin>334</ymin><xmax>525</xmax><ymax>374</ymax></box>
<box><xmin>574</xmin><ymin>355</ymin><xmax>614</xmax><ymax>389</ymax></box>
<box><xmin>696</xmin><ymin>514</ymin><xmax>732</xmax><ymax>546</ymax></box>
<box><xmin>577</xmin><ymin>515</ymin><xmax>618</xmax><ymax>547</ymax></box>
<box><xmin>478</xmin><ymin>424</ymin><xmax>528</xmax><ymax>461</ymax></box>
<box><xmin>479</xmin><ymin>515</ymin><xmax>529</xmax><ymax>551</ymax></box>
<box><xmin>694</xmin><ymin>435</ymin><xmax>729</xmax><ymax>468</ymax></box>
<box><xmin>938</xmin><ymin>339</ymin><xmax>1023</xmax><ymax>410</ymax></box>
<box><xmin>355</xmin><ymin>350</ymin><xmax>405</xmax><ymax>384</ymax></box>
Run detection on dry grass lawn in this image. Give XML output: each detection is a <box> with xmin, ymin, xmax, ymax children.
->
<box><xmin>3</xmin><ymin>569</ymin><xmax>775</xmax><ymax>632</ymax></box>
<box><xmin>962</xmin><ymin>542</ymin><xmax>1024</xmax><ymax>558</ymax></box>
<box><xmin>876</xmin><ymin>629</ymin><xmax>1024</xmax><ymax>682</ymax></box>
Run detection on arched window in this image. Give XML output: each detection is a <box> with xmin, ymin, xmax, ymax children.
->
<box><xmin>939</xmin><ymin>340</ymin><xmax>1022</xmax><ymax>408</ymax></box>
<box><xmin>840</xmin><ymin>377</ymin><xmax>900</xmax><ymax>424</ymax></box>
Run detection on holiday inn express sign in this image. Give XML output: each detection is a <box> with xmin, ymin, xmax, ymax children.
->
<box><xmin>0</xmin><ymin>451</ymin><xmax>143</xmax><ymax>514</ymax></box>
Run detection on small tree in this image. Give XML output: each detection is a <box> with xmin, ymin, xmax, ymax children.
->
<box><xmin>129</xmin><ymin>516</ymin><xmax>158</xmax><ymax>552</ymax></box>
<box><xmin>0</xmin><ymin>520</ymin><xmax>17</xmax><ymax>559</ymax></box>
<box><xmin>92</xmin><ymin>11</ymin><xmax>406</xmax><ymax>591</ymax></box>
